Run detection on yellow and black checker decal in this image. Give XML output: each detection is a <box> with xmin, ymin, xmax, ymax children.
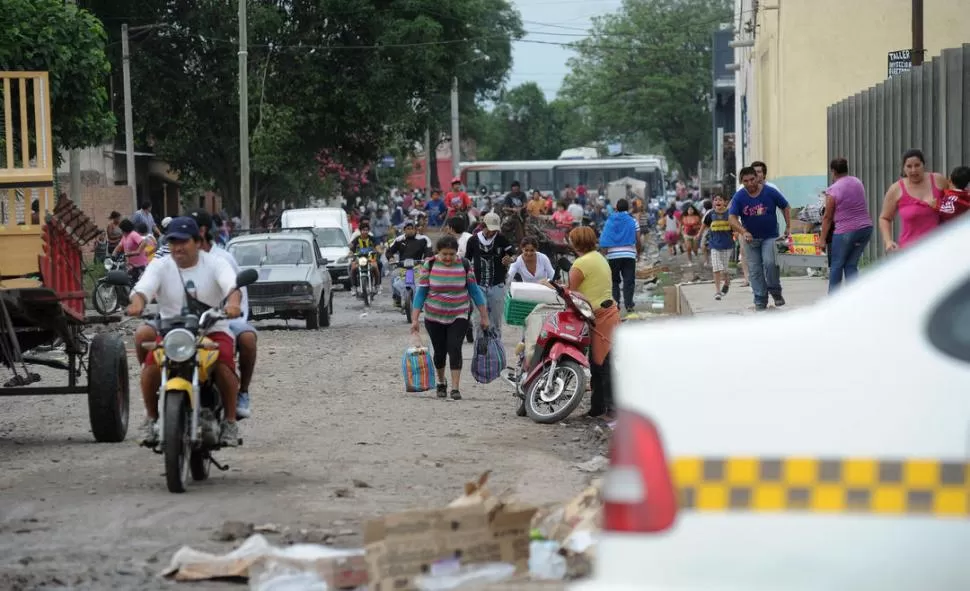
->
<box><xmin>672</xmin><ymin>457</ymin><xmax>969</xmax><ymax>517</ymax></box>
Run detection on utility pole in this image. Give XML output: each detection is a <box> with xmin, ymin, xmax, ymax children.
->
<box><xmin>66</xmin><ymin>0</ymin><xmax>81</xmax><ymax>205</ymax></box>
<box><xmin>238</xmin><ymin>0</ymin><xmax>251</xmax><ymax>229</ymax></box>
<box><xmin>121</xmin><ymin>23</ymin><xmax>137</xmax><ymax>213</ymax></box>
<box><xmin>424</xmin><ymin>127</ymin><xmax>432</xmax><ymax>193</ymax></box>
<box><xmin>911</xmin><ymin>0</ymin><xmax>924</xmax><ymax>66</ymax></box>
<box><xmin>450</xmin><ymin>76</ymin><xmax>460</xmax><ymax>180</ymax></box>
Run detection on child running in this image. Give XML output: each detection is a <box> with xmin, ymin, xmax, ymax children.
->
<box><xmin>704</xmin><ymin>194</ymin><xmax>734</xmax><ymax>300</ymax></box>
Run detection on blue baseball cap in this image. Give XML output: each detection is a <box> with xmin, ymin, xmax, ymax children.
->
<box><xmin>166</xmin><ymin>216</ymin><xmax>201</xmax><ymax>241</ymax></box>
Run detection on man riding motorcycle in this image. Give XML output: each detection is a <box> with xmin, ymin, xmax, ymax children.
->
<box><xmin>385</xmin><ymin>220</ymin><xmax>432</xmax><ymax>307</ymax></box>
<box><xmin>502</xmin><ymin>180</ymin><xmax>527</xmax><ymax>217</ymax></box>
<box><xmin>349</xmin><ymin>223</ymin><xmax>381</xmax><ymax>293</ymax></box>
<box><xmin>128</xmin><ymin>216</ymin><xmax>244</xmax><ymax>447</ymax></box>
<box><xmin>133</xmin><ymin>209</ymin><xmax>259</xmax><ymax>420</ymax></box>
<box><xmin>445</xmin><ymin>177</ymin><xmax>472</xmax><ymax>220</ymax></box>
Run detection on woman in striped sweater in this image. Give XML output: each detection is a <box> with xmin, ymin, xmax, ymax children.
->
<box><xmin>411</xmin><ymin>235</ymin><xmax>489</xmax><ymax>400</ymax></box>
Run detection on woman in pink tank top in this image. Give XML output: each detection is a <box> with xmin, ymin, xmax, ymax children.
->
<box><xmin>878</xmin><ymin>149</ymin><xmax>950</xmax><ymax>251</ymax></box>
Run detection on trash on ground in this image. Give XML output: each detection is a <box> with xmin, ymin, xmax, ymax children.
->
<box><xmin>364</xmin><ymin>470</ymin><xmax>537</xmax><ymax>591</ymax></box>
<box><xmin>572</xmin><ymin>455</ymin><xmax>608</xmax><ymax>473</ymax></box>
<box><xmin>528</xmin><ymin>541</ymin><xmax>566</xmax><ymax>580</ymax></box>
<box><xmin>161</xmin><ymin>533</ymin><xmax>367</xmax><ymax>589</ymax></box>
<box><xmin>414</xmin><ymin>562</ymin><xmax>516</xmax><ymax>590</ymax></box>
<box><xmin>529</xmin><ymin>480</ymin><xmax>602</xmax><ymax>579</ymax></box>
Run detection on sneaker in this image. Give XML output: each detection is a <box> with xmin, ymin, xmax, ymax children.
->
<box><xmin>236</xmin><ymin>392</ymin><xmax>251</xmax><ymax>419</ymax></box>
<box><xmin>139</xmin><ymin>417</ymin><xmax>159</xmax><ymax>446</ymax></box>
<box><xmin>772</xmin><ymin>294</ymin><xmax>786</xmax><ymax>307</ymax></box>
<box><xmin>220</xmin><ymin>421</ymin><xmax>240</xmax><ymax>447</ymax></box>
<box><xmin>450</xmin><ymin>389</ymin><xmax>462</xmax><ymax>401</ymax></box>
<box><xmin>754</xmin><ymin>304</ymin><xmax>768</xmax><ymax>311</ymax></box>
<box><xmin>436</xmin><ymin>383</ymin><xmax>448</xmax><ymax>399</ymax></box>
<box><xmin>721</xmin><ymin>283</ymin><xmax>730</xmax><ymax>295</ymax></box>
<box><xmin>714</xmin><ymin>293</ymin><xmax>722</xmax><ymax>300</ymax></box>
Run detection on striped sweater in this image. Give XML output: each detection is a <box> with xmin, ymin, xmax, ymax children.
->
<box><xmin>412</xmin><ymin>258</ymin><xmax>486</xmax><ymax>325</ymax></box>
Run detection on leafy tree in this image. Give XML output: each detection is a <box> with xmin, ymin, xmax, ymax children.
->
<box><xmin>470</xmin><ymin>82</ymin><xmax>566</xmax><ymax>161</ymax></box>
<box><xmin>560</xmin><ymin>0</ymin><xmax>731</xmax><ymax>174</ymax></box>
<box><xmin>83</xmin><ymin>0</ymin><xmax>522</xmax><ymax>215</ymax></box>
<box><xmin>0</xmin><ymin>0</ymin><xmax>114</xmax><ymax>160</ymax></box>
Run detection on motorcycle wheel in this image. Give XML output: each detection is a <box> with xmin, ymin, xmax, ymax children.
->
<box><xmin>92</xmin><ymin>281</ymin><xmax>118</xmax><ymax>315</ymax></box>
<box><xmin>164</xmin><ymin>392</ymin><xmax>192</xmax><ymax>493</ymax></box>
<box><xmin>362</xmin><ymin>275</ymin><xmax>370</xmax><ymax>307</ymax></box>
<box><xmin>190</xmin><ymin>449</ymin><xmax>211</xmax><ymax>481</ymax></box>
<box><xmin>524</xmin><ymin>359</ymin><xmax>587</xmax><ymax>424</ymax></box>
<box><xmin>403</xmin><ymin>287</ymin><xmax>413</xmax><ymax>323</ymax></box>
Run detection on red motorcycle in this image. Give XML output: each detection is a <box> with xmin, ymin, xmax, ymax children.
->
<box><xmin>506</xmin><ymin>282</ymin><xmax>595</xmax><ymax>423</ymax></box>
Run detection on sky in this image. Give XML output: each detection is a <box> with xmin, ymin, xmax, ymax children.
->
<box><xmin>508</xmin><ymin>0</ymin><xmax>624</xmax><ymax>99</ymax></box>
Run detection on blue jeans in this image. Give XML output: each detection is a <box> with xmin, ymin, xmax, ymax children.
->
<box><xmin>828</xmin><ymin>226</ymin><xmax>872</xmax><ymax>293</ymax></box>
<box><xmin>743</xmin><ymin>238</ymin><xmax>782</xmax><ymax>307</ymax></box>
<box><xmin>475</xmin><ymin>284</ymin><xmax>506</xmax><ymax>340</ymax></box>
<box><xmin>391</xmin><ymin>273</ymin><xmax>406</xmax><ymax>300</ymax></box>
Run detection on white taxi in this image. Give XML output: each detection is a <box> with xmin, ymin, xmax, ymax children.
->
<box><xmin>576</xmin><ymin>218</ymin><xmax>970</xmax><ymax>590</ymax></box>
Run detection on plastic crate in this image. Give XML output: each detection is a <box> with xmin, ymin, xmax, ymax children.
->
<box><xmin>504</xmin><ymin>295</ymin><xmax>540</xmax><ymax>327</ymax></box>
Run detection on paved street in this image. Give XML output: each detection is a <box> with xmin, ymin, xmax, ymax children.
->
<box><xmin>0</xmin><ymin>289</ymin><xmax>596</xmax><ymax>590</ymax></box>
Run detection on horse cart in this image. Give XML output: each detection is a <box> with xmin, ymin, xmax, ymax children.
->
<box><xmin>0</xmin><ymin>71</ymin><xmax>129</xmax><ymax>442</ymax></box>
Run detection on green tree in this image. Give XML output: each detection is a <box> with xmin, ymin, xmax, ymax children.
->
<box><xmin>471</xmin><ymin>82</ymin><xmax>565</xmax><ymax>161</ymax></box>
<box><xmin>560</xmin><ymin>0</ymin><xmax>731</xmax><ymax>174</ymax></box>
<box><xmin>84</xmin><ymin>0</ymin><xmax>522</xmax><ymax>214</ymax></box>
<box><xmin>0</xmin><ymin>0</ymin><xmax>115</xmax><ymax>159</ymax></box>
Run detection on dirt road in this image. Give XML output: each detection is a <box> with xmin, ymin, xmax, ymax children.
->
<box><xmin>0</xmin><ymin>289</ymin><xmax>600</xmax><ymax>590</ymax></box>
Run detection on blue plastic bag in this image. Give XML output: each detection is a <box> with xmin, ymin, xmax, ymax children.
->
<box><xmin>471</xmin><ymin>328</ymin><xmax>506</xmax><ymax>384</ymax></box>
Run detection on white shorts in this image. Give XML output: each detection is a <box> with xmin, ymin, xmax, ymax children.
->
<box><xmin>711</xmin><ymin>249</ymin><xmax>733</xmax><ymax>273</ymax></box>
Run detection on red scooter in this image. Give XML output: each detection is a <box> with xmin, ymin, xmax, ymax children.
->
<box><xmin>505</xmin><ymin>282</ymin><xmax>595</xmax><ymax>424</ymax></box>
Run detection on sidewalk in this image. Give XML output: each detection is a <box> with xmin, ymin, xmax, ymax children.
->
<box><xmin>676</xmin><ymin>276</ymin><xmax>828</xmax><ymax>317</ymax></box>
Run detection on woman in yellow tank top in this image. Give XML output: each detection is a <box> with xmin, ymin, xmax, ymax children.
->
<box><xmin>563</xmin><ymin>226</ymin><xmax>619</xmax><ymax>419</ymax></box>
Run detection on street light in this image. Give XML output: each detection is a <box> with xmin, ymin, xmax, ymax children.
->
<box><xmin>450</xmin><ymin>52</ymin><xmax>490</xmax><ymax>179</ymax></box>
<box><xmin>122</xmin><ymin>22</ymin><xmax>169</xmax><ymax>213</ymax></box>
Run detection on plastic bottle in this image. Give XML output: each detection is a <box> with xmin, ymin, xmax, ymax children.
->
<box><xmin>528</xmin><ymin>540</ymin><xmax>567</xmax><ymax>580</ymax></box>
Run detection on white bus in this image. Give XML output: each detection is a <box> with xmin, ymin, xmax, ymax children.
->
<box><xmin>459</xmin><ymin>154</ymin><xmax>669</xmax><ymax>200</ymax></box>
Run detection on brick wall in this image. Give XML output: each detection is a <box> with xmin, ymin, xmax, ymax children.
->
<box><xmin>60</xmin><ymin>183</ymin><xmax>135</xmax><ymax>226</ymax></box>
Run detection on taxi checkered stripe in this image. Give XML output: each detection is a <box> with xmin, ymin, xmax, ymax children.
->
<box><xmin>672</xmin><ymin>457</ymin><xmax>970</xmax><ymax>516</ymax></box>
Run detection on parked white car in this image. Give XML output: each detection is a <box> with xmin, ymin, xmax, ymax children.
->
<box><xmin>577</xmin><ymin>218</ymin><xmax>970</xmax><ymax>590</ymax></box>
<box><xmin>227</xmin><ymin>231</ymin><xmax>333</xmax><ymax>329</ymax></box>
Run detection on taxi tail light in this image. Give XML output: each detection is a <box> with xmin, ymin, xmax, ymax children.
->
<box><xmin>603</xmin><ymin>409</ymin><xmax>677</xmax><ymax>533</ymax></box>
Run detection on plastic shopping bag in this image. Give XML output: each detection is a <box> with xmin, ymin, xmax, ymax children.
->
<box><xmin>402</xmin><ymin>337</ymin><xmax>436</xmax><ymax>393</ymax></box>
<box><xmin>471</xmin><ymin>328</ymin><xmax>507</xmax><ymax>384</ymax></box>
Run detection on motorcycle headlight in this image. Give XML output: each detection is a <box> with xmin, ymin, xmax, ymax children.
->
<box><xmin>358</xmin><ymin>256</ymin><xmax>369</xmax><ymax>266</ymax></box>
<box><xmin>162</xmin><ymin>328</ymin><xmax>196</xmax><ymax>363</ymax></box>
<box><xmin>571</xmin><ymin>295</ymin><xmax>595</xmax><ymax>321</ymax></box>
<box><xmin>292</xmin><ymin>282</ymin><xmax>312</xmax><ymax>295</ymax></box>
<box><xmin>103</xmin><ymin>259</ymin><xmax>113</xmax><ymax>271</ymax></box>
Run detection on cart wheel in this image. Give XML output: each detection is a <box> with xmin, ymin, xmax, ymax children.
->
<box><xmin>87</xmin><ymin>333</ymin><xmax>130</xmax><ymax>442</ymax></box>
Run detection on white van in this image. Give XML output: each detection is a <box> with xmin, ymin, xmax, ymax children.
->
<box><xmin>281</xmin><ymin>208</ymin><xmax>352</xmax><ymax>288</ymax></box>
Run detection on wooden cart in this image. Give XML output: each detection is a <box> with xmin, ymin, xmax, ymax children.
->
<box><xmin>0</xmin><ymin>71</ymin><xmax>129</xmax><ymax>442</ymax></box>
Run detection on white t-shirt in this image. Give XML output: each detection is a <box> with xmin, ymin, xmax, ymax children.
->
<box><xmin>567</xmin><ymin>203</ymin><xmax>585</xmax><ymax>220</ymax></box>
<box><xmin>508</xmin><ymin>252</ymin><xmax>555</xmax><ymax>283</ymax></box>
<box><xmin>457</xmin><ymin>231</ymin><xmax>472</xmax><ymax>259</ymax></box>
<box><xmin>134</xmin><ymin>250</ymin><xmax>238</xmax><ymax>335</ymax></box>
<box><xmin>210</xmin><ymin>245</ymin><xmax>249</xmax><ymax>321</ymax></box>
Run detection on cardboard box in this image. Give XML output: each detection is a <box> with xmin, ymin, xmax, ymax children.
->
<box><xmin>364</xmin><ymin>472</ymin><xmax>538</xmax><ymax>591</ymax></box>
<box><xmin>791</xmin><ymin>233</ymin><xmax>820</xmax><ymax>246</ymax></box>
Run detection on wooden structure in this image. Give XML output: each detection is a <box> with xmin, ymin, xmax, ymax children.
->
<box><xmin>0</xmin><ymin>71</ymin><xmax>128</xmax><ymax>443</ymax></box>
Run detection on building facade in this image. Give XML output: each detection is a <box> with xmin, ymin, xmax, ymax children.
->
<box><xmin>733</xmin><ymin>0</ymin><xmax>968</xmax><ymax>206</ymax></box>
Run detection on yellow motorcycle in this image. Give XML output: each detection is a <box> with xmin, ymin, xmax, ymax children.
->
<box><xmin>111</xmin><ymin>268</ymin><xmax>258</xmax><ymax>493</ymax></box>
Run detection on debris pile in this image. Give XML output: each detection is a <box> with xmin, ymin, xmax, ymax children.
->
<box><xmin>161</xmin><ymin>471</ymin><xmax>603</xmax><ymax>590</ymax></box>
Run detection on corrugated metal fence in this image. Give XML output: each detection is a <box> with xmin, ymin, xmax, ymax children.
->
<box><xmin>827</xmin><ymin>43</ymin><xmax>970</xmax><ymax>260</ymax></box>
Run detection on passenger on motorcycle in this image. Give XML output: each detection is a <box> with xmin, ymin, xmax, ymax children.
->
<box><xmin>128</xmin><ymin>216</ymin><xmax>244</xmax><ymax>447</ymax></box>
<box><xmin>349</xmin><ymin>223</ymin><xmax>381</xmax><ymax>292</ymax></box>
<box><xmin>386</xmin><ymin>220</ymin><xmax>432</xmax><ymax>307</ymax></box>
<box><xmin>113</xmin><ymin>218</ymin><xmax>149</xmax><ymax>283</ymax></box>
<box><xmin>187</xmin><ymin>208</ymin><xmax>258</xmax><ymax>419</ymax></box>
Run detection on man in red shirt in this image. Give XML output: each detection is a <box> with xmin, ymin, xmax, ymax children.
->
<box><xmin>445</xmin><ymin>177</ymin><xmax>472</xmax><ymax>218</ymax></box>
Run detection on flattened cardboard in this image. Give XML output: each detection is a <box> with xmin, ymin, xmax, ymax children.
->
<box><xmin>365</xmin><ymin>472</ymin><xmax>537</xmax><ymax>591</ymax></box>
